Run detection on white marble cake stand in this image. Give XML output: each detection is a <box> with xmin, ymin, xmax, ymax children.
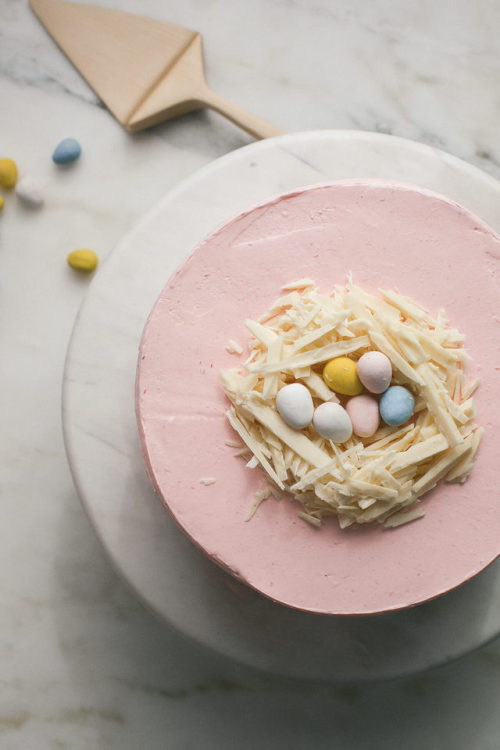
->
<box><xmin>63</xmin><ymin>131</ymin><xmax>500</xmax><ymax>682</ymax></box>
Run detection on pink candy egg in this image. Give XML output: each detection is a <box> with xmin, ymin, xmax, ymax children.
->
<box><xmin>346</xmin><ymin>394</ymin><xmax>380</xmax><ymax>438</ymax></box>
<box><xmin>357</xmin><ymin>351</ymin><xmax>392</xmax><ymax>394</ymax></box>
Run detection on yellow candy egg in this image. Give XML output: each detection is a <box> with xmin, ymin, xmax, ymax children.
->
<box><xmin>0</xmin><ymin>196</ymin><xmax>4</xmax><ymax>211</ymax></box>
<box><xmin>0</xmin><ymin>158</ymin><xmax>18</xmax><ymax>189</ymax></box>
<box><xmin>67</xmin><ymin>249</ymin><xmax>98</xmax><ymax>273</ymax></box>
<box><xmin>323</xmin><ymin>356</ymin><xmax>363</xmax><ymax>396</ymax></box>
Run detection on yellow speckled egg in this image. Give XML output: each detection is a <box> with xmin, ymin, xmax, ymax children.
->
<box><xmin>323</xmin><ymin>356</ymin><xmax>363</xmax><ymax>396</ymax></box>
<box><xmin>67</xmin><ymin>249</ymin><xmax>98</xmax><ymax>273</ymax></box>
<box><xmin>0</xmin><ymin>158</ymin><xmax>18</xmax><ymax>189</ymax></box>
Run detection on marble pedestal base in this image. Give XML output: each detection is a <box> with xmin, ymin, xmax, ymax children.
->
<box><xmin>63</xmin><ymin>131</ymin><xmax>500</xmax><ymax>682</ymax></box>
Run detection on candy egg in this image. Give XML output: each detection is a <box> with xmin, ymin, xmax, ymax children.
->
<box><xmin>52</xmin><ymin>138</ymin><xmax>82</xmax><ymax>165</ymax></box>
<box><xmin>0</xmin><ymin>158</ymin><xmax>18</xmax><ymax>189</ymax></box>
<box><xmin>0</xmin><ymin>196</ymin><xmax>4</xmax><ymax>212</ymax></box>
<box><xmin>15</xmin><ymin>176</ymin><xmax>44</xmax><ymax>207</ymax></box>
<box><xmin>357</xmin><ymin>351</ymin><xmax>392</xmax><ymax>394</ymax></box>
<box><xmin>346</xmin><ymin>395</ymin><xmax>380</xmax><ymax>438</ymax></box>
<box><xmin>323</xmin><ymin>356</ymin><xmax>363</xmax><ymax>396</ymax></box>
<box><xmin>276</xmin><ymin>383</ymin><xmax>314</xmax><ymax>430</ymax></box>
<box><xmin>379</xmin><ymin>386</ymin><xmax>415</xmax><ymax>427</ymax></box>
<box><xmin>313</xmin><ymin>402</ymin><xmax>352</xmax><ymax>443</ymax></box>
<box><xmin>67</xmin><ymin>249</ymin><xmax>98</xmax><ymax>273</ymax></box>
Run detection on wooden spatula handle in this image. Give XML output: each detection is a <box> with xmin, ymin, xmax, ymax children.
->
<box><xmin>200</xmin><ymin>87</ymin><xmax>283</xmax><ymax>140</ymax></box>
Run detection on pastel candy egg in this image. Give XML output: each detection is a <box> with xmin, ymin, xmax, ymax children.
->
<box><xmin>52</xmin><ymin>138</ymin><xmax>82</xmax><ymax>165</ymax></box>
<box><xmin>323</xmin><ymin>356</ymin><xmax>363</xmax><ymax>396</ymax></box>
<box><xmin>379</xmin><ymin>386</ymin><xmax>415</xmax><ymax>427</ymax></box>
<box><xmin>357</xmin><ymin>351</ymin><xmax>392</xmax><ymax>394</ymax></box>
<box><xmin>346</xmin><ymin>395</ymin><xmax>380</xmax><ymax>438</ymax></box>
<box><xmin>15</xmin><ymin>176</ymin><xmax>44</xmax><ymax>207</ymax></box>
<box><xmin>67</xmin><ymin>249</ymin><xmax>98</xmax><ymax>273</ymax></box>
<box><xmin>0</xmin><ymin>158</ymin><xmax>18</xmax><ymax>189</ymax></box>
<box><xmin>276</xmin><ymin>383</ymin><xmax>314</xmax><ymax>430</ymax></box>
<box><xmin>313</xmin><ymin>402</ymin><xmax>353</xmax><ymax>443</ymax></box>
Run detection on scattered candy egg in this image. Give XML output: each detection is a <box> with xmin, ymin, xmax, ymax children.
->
<box><xmin>0</xmin><ymin>158</ymin><xmax>18</xmax><ymax>189</ymax></box>
<box><xmin>67</xmin><ymin>249</ymin><xmax>98</xmax><ymax>273</ymax></box>
<box><xmin>312</xmin><ymin>402</ymin><xmax>353</xmax><ymax>443</ymax></box>
<box><xmin>276</xmin><ymin>383</ymin><xmax>314</xmax><ymax>430</ymax></box>
<box><xmin>379</xmin><ymin>386</ymin><xmax>415</xmax><ymax>427</ymax></box>
<box><xmin>357</xmin><ymin>351</ymin><xmax>392</xmax><ymax>394</ymax></box>
<box><xmin>323</xmin><ymin>356</ymin><xmax>363</xmax><ymax>396</ymax></box>
<box><xmin>0</xmin><ymin>196</ymin><xmax>4</xmax><ymax>212</ymax></box>
<box><xmin>52</xmin><ymin>138</ymin><xmax>82</xmax><ymax>165</ymax></box>
<box><xmin>346</xmin><ymin>395</ymin><xmax>380</xmax><ymax>438</ymax></box>
<box><xmin>15</xmin><ymin>176</ymin><xmax>44</xmax><ymax>207</ymax></box>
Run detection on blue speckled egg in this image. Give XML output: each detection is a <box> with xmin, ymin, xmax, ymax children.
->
<box><xmin>379</xmin><ymin>386</ymin><xmax>415</xmax><ymax>427</ymax></box>
<box><xmin>52</xmin><ymin>138</ymin><xmax>82</xmax><ymax>165</ymax></box>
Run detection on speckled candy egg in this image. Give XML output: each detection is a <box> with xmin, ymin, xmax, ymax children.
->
<box><xmin>52</xmin><ymin>138</ymin><xmax>82</xmax><ymax>165</ymax></box>
<box><xmin>67</xmin><ymin>249</ymin><xmax>98</xmax><ymax>273</ymax></box>
<box><xmin>357</xmin><ymin>351</ymin><xmax>392</xmax><ymax>394</ymax></box>
<box><xmin>379</xmin><ymin>386</ymin><xmax>415</xmax><ymax>427</ymax></box>
<box><xmin>0</xmin><ymin>158</ymin><xmax>18</xmax><ymax>189</ymax></box>
<box><xmin>323</xmin><ymin>356</ymin><xmax>363</xmax><ymax>396</ymax></box>
<box><xmin>15</xmin><ymin>176</ymin><xmax>44</xmax><ymax>207</ymax></box>
<box><xmin>276</xmin><ymin>383</ymin><xmax>314</xmax><ymax>430</ymax></box>
<box><xmin>346</xmin><ymin>395</ymin><xmax>380</xmax><ymax>438</ymax></box>
<box><xmin>312</xmin><ymin>402</ymin><xmax>353</xmax><ymax>443</ymax></box>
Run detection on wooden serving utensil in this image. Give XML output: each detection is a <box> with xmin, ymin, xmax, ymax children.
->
<box><xmin>29</xmin><ymin>0</ymin><xmax>282</xmax><ymax>139</ymax></box>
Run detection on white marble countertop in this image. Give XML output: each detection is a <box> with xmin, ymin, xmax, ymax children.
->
<box><xmin>2</xmin><ymin>0</ymin><xmax>500</xmax><ymax>747</ymax></box>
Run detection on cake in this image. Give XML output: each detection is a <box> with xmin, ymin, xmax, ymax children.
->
<box><xmin>136</xmin><ymin>180</ymin><xmax>500</xmax><ymax>615</ymax></box>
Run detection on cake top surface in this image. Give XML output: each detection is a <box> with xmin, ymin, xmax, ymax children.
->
<box><xmin>136</xmin><ymin>180</ymin><xmax>500</xmax><ymax>615</ymax></box>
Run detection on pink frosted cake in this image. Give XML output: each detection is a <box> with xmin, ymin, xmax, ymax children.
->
<box><xmin>136</xmin><ymin>180</ymin><xmax>500</xmax><ymax>615</ymax></box>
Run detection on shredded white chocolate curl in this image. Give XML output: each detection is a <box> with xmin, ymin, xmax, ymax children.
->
<box><xmin>246</xmin><ymin>482</ymin><xmax>274</xmax><ymax>520</ymax></box>
<box><xmin>226</xmin><ymin>339</ymin><xmax>244</xmax><ymax>355</ymax></box>
<box><xmin>220</xmin><ymin>281</ymin><xmax>482</xmax><ymax>529</ymax></box>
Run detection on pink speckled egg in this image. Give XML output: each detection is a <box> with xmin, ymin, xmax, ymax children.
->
<box><xmin>357</xmin><ymin>351</ymin><xmax>392</xmax><ymax>394</ymax></box>
<box><xmin>346</xmin><ymin>394</ymin><xmax>380</xmax><ymax>437</ymax></box>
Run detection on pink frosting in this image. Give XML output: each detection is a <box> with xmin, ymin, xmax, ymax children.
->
<box><xmin>136</xmin><ymin>180</ymin><xmax>500</xmax><ymax>615</ymax></box>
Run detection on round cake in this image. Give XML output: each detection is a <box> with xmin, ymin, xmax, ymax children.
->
<box><xmin>136</xmin><ymin>180</ymin><xmax>500</xmax><ymax>615</ymax></box>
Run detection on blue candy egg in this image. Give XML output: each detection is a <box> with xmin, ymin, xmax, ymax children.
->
<box><xmin>52</xmin><ymin>138</ymin><xmax>82</xmax><ymax>165</ymax></box>
<box><xmin>379</xmin><ymin>386</ymin><xmax>415</xmax><ymax>427</ymax></box>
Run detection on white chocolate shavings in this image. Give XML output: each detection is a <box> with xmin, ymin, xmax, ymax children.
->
<box><xmin>220</xmin><ymin>281</ymin><xmax>483</xmax><ymax>529</ymax></box>
<box><xmin>246</xmin><ymin>482</ymin><xmax>274</xmax><ymax>520</ymax></box>
<box><xmin>226</xmin><ymin>339</ymin><xmax>244</xmax><ymax>355</ymax></box>
<box><xmin>199</xmin><ymin>477</ymin><xmax>217</xmax><ymax>486</ymax></box>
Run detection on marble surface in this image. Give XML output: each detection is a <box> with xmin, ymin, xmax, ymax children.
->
<box><xmin>2</xmin><ymin>0</ymin><xmax>500</xmax><ymax>747</ymax></box>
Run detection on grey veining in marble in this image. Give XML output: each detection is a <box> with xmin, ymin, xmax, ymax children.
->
<box><xmin>4</xmin><ymin>0</ymin><xmax>500</xmax><ymax>172</ymax></box>
<box><xmin>2</xmin><ymin>0</ymin><xmax>500</xmax><ymax>747</ymax></box>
